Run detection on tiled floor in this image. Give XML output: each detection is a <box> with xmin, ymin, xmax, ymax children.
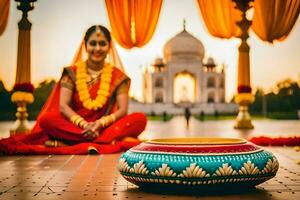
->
<box><xmin>0</xmin><ymin>147</ymin><xmax>299</xmax><ymax>200</ymax></box>
<box><xmin>0</xmin><ymin>117</ymin><xmax>300</xmax><ymax>199</ymax></box>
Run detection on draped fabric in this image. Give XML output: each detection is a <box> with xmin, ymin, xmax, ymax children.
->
<box><xmin>196</xmin><ymin>0</ymin><xmax>300</xmax><ymax>42</ymax></box>
<box><xmin>0</xmin><ymin>0</ymin><xmax>9</xmax><ymax>36</ymax></box>
<box><xmin>105</xmin><ymin>0</ymin><xmax>163</xmax><ymax>49</ymax></box>
<box><xmin>196</xmin><ymin>0</ymin><xmax>242</xmax><ymax>39</ymax></box>
<box><xmin>252</xmin><ymin>0</ymin><xmax>300</xmax><ymax>43</ymax></box>
<box><xmin>196</xmin><ymin>0</ymin><xmax>248</xmax><ymax>91</ymax></box>
<box><xmin>196</xmin><ymin>0</ymin><xmax>300</xmax><ymax>93</ymax></box>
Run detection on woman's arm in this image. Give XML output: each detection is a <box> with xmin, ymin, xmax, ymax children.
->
<box><xmin>59</xmin><ymin>86</ymin><xmax>78</xmax><ymax>119</ymax></box>
<box><xmin>113</xmin><ymin>92</ymin><xmax>129</xmax><ymax>120</ymax></box>
<box><xmin>59</xmin><ymin>75</ymin><xmax>78</xmax><ymax>119</ymax></box>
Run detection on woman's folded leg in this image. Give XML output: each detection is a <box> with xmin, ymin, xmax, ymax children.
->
<box><xmin>39</xmin><ymin>112</ymin><xmax>86</xmax><ymax>143</ymax></box>
<box><xmin>94</xmin><ymin>112</ymin><xmax>147</xmax><ymax>143</ymax></box>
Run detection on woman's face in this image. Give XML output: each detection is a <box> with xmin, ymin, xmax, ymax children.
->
<box><xmin>86</xmin><ymin>31</ymin><xmax>110</xmax><ymax>64</ymax></box>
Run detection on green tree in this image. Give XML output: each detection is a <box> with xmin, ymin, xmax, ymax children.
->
<box><xmin>0</xmin><ymin>80</ymin><xmax>15</xmax><ymax>120</ymax></box>
<box><xmin>0</xmin><ymin>79</ymin><xmax>57</xmax><ymax>121</ymax></box>
<box><xmin>249</xmin><ymin>88</ymin><xmax>264</xmax><ymax>113</ymax></box>
<box><xmin>250</xmin><ymin>79</ymin><xmax>300</xmax><ymax>119</ymax></box>
<box><xmin>28</xmin><ymin>79</ymin><xmax>56</xmax><ymax>119</ymax></box>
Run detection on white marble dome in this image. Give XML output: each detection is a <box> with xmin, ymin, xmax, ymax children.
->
<box><xmin>163</xmin><ymin>29</ymin><xmax>205</xmax><ymax>61</ymax></box>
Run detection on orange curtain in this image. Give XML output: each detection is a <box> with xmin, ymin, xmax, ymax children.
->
<box><xmin>105</xmin><ymin>0</ymin><xmax>163</xmax><ymax>49</ymax></box>
<box><xmin>252</xmin><ymin>0</ymin><xmax>300</xmax><ymax>43</ymax></box>
<box><xmin>0</xmin><ymin>0</ymin><xmax>10</xmax><ymax>36</ymax></box>
<box><xmin>196</xmin><ymin>0</ymin><xmax>242</xmax><ymax>39</ymax></box>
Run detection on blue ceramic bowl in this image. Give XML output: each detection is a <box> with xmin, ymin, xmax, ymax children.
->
<box><xmin>118</xmin><ymin>138</ymin><xmax>279</xmax><ymax>188</ymax></box>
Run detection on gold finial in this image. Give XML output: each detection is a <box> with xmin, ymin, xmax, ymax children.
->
<box><xmin>183</xmin><ymin>19</ymin><xmax>186</xmax><ymax>31</ymax></box>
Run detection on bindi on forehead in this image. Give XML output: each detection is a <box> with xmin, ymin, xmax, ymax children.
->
<box><xmin>88</xmin><ymin>32</ymin><xmax>108</xmax><ymax>42</ymax></box>
<box><xmin>96</xmin><ymin>26</ymin><xmax>105</xmax><ymax>38</ymax></box>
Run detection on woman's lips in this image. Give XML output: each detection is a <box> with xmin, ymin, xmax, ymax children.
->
<box><xmin>93</xmin><ymin>53</ymin><xmax>103</xmax><ymax>58</ymax></box>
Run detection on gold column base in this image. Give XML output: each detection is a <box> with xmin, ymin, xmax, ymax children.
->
<box><xmin>10</xmin><ymin>101</ymin><xmax>31</xmax><ymax>136</ymax></box>
<box><xmin>234</xmin><ymin>105</ymin><xmax>254</xmax><ymax>129</ymax></box>
<box><xmin>10</xmin><ymin>120</ymin><xmax>31</xmax><ymax>136</ymax></box>
<box><xmin>234</xmin><ymin>93</ymin><xmax>254</xmax><ymax>129</ymax></box>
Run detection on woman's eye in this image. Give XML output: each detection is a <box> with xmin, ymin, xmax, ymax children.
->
<box><xmin>99</xmin><ymin>41</ymin><xmax>107</xmax><ymax>46</ymax></box>
<box><xmin>89</xmin><ymin>40</ymin><xmax>97</xmax><ymax>46</ymax></box>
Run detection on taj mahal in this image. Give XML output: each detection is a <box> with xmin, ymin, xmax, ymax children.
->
<box><xmin>129</xmin><ymin>25</ymin><xmax>237</xmax><ymax>115</ymax></box>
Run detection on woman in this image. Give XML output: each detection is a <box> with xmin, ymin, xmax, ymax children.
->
<box><xmin>0</xmin><ymin>25</ymin><xmax>147</xmax><ymax>154</ymax></box>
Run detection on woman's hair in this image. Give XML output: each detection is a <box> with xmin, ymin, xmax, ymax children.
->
<box><xmin>84</xmin><ymin>25</ymin><xmax>112</xmax><ymax>45</ymax></box>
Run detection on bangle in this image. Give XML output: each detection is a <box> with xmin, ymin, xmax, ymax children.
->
<box><xmin>74</xmin><ymin>117</ymin><xmax>83</xmax><ymax>126</ymax></box>
<box><xmin>110</xmin><ymin>114</ymin><xmax>116</xmax><ymax>123</ymax></box>
<box><xmin>70</xmin><ymin>114</ymin><xmax>88</xmax><ymax>128</ymax></box>
<box><xmin>97</xmin><ymin>114</ymin><xmax>116</xmax><ymax>128</ymax></box>
<box><xmin>78</xmin><ymin>120</ymin><xmax>88</xmax><ymax>129</ymax></box>
<box><xmin>70</xmin><ymin>115</ymin><xmax>81</xmax><ymax>124</ymax></box>
<box><xmin>98</xmin><ymin>118</ymin><xmax>105</xmax><ymax>128</ymax></box>
<box><xmin>96</xmin><ymin>118</ymin><xmax>106</xmax><ymax>128</ymax></box>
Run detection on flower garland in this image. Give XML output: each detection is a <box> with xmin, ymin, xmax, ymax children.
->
<box><xmin>11</xmin><ymin>82</ymin><xmax>35</xmax><ymax>104</ymax></box>
<box><xmin>235</xmin><ymin>93</ymin><xmax>255</xmax><ymax>105</ymax></box>
<box><xmin>237</xmin><ymin>85</ymin><xmax>252</xmax><ymax>94</ymax></box>
<box><xmin>13</xmin><ymin>83</ymin><xmax>35</xmax><ymax>93</ymax></box>
<box><xmin>76</xmin><ymin>61</ymin><xmax>113</xmax><ymax>110</ymax></box>
<box><xmin>11</xmin><ymin>91</ymin><xmax>34</xmax><ymax>103</ymax></box>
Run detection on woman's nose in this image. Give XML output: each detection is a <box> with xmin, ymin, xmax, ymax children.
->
<box><xmin>95</xmin><ymin>44</ymin><xmax>101</xmax><ymax>50</ymax></box>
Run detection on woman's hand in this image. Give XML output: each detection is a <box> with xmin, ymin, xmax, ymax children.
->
<box><xmin>90</xmin><ymin>120</ymin><xmax>103</xmax><ymax>133</ymax></box>
<box><xmin>82</xmin><ymin>122</ymin><xmax>100</xmax><ymax>140</ymax></box>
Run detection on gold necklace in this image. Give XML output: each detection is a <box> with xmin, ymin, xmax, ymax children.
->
<box><xmin>76</xmin><ymin>61</ymin><xmax>113</xmax><ymax>110</ymax></box>
<box><xmin>87</xmin><ymin>68</ymin><xmax>102</xmax><ymax>80</ymax></box>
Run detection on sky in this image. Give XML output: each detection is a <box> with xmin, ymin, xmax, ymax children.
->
<box><xmin>0</xmin><ymin>0</ymin><xmax>300</xmax><ymax>102</ymax></box>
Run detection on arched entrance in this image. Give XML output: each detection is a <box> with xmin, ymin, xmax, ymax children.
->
<box><xmin>173</xmin><ymin>71</ymin><xmax>196</xmax><ymax>103</ymax></box>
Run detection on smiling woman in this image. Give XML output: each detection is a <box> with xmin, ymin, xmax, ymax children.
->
<box><xmin>0</xmin><ymin>25</ymin><xmax>147</xmax><ymax>155</ymax></box>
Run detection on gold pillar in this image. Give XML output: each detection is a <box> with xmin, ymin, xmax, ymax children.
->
<box><xmin>15</xmin><ymin>23</ymin><xmax>31</xmax><ymax>84</ymax></box>
<box><xmin>233</xmin><ymin>0</ymin><xmax>254</xmax><ymax>129</ymax></box>
<box><xmin>10</xmin><ymin>0</ymin><xmax>36</xmax><ymax>135</ymax></box>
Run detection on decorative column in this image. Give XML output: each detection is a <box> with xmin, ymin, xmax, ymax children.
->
<box><xmin>10</xmin><ymin>0</ymin><xmax>36</xmax><ymax>135</ymax></box>
<box><xmin>233</xmin><ymin>0</ymin><xmax>254</xmax><ymax>129</ymax></box>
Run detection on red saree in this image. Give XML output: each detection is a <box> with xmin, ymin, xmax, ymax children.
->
<box><xmin>0</xmin><ymin>65</ymin><xmax>147</xmax><ymax>155</ymax></box>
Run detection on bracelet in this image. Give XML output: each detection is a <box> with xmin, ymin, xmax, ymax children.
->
<box><xmin>70</xmin><ymin>114</ymin><xmax>88</xmax><ymax>129</ymax></box>
<box><xmin>78</xmin><ymin>119</ymin><xmax>88</xmax><ymax>129</ymax></box>
<box><xmin>110</xmin><ymin>113</ymin><xmax>116</xmax><ymax>123</ymax></box>
<box><xmin>97</xmin><ymin>114</ymin><xmax>116</xmax><ymax>128</ymax></box>
<box><xmin>70</xmin><ymin>115</ymin><xmax>81</xmax><ymax>123</ymax></box>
